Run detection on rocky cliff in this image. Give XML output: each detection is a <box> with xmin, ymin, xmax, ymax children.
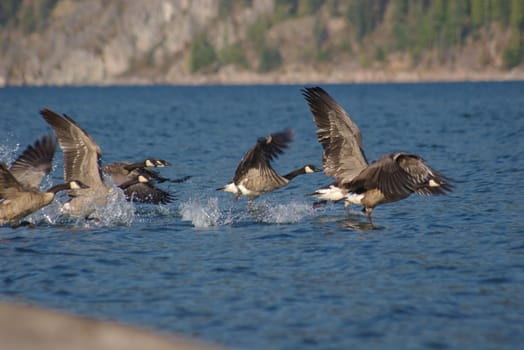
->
<box><xmin>1</xmin><ymin>0</ymin><xmax>523</xmax><ymax>86</ymax></box>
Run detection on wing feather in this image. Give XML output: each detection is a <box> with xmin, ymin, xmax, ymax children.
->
<box><xmin>346</xmin><ymin>153</ymin><xmax>453</xmax><ymax>198</ymax></box>
<box><xmin>233</xmin><ymin>129</ymin><xmax>293</xmax><ymax>183</ymax></box>
<box><xmin>302</xmin><ymin>87</ymin><xmax>368</xmax><ymax>183</ymax></box>
<box><xmin>9</xmin><ymin>135</ymin><xmax>56</xmax><ymax>190</ymax></box>
<box><xmin>40</xmin><ymin>108</ymin><xmax>104</xmax><ymax>189</ymax></box>
<box><xmin>0</xmin><ymin>163</ymin><xmax>25</xmax><ymax>199</ymax></box>
<box><xmin>123</xmin><ymin>183</ymin><xmax>174</xmax><ymax>204</ymax></box>
<box><xmin>395</xmin><ymin>153</ymin><xmax>454</xmax><ymax>195</ymax></box>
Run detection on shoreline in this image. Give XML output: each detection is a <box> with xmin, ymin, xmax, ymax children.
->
<box><xmin>2</xmin><ymin>69</ymin><xmax>523</xmax><ymax>87</ymax></box>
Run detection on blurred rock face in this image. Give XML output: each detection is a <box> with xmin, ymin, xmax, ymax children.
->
<box><xmin>0</xmin><ymin>0</ymin><xmax>521</xmax><ymax>85</ymax></box>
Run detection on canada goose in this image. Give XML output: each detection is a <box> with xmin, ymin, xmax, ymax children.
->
<box><xmin>302</xmin><ymin>87</ymin><xmax>369</xmax><ymax>207</ymax></box>
<box><xmin>40</xmin><ymin>108</ymin><xmax>111</xmax><ymax>218</ymax></box>
<box><xmin>102</xmin><ymin>159</ymin><xmax>184</xmax><ymax>204</ymax></box>
<box><xmin>103</xmin><ymin>159</ymin><xmax>171</xmax><ymax>183</ymax></box>
<box><xmin>117</xmin><ymin>173</ymin><xmax>174</xmax><ymax>203</ymax></box>
<box><xmin>0</xmin><ymin>164</ymin><xmax>88</xmax><ymax>227</ymax></box>
<box><xmin>0</xmin><ymin>135</ymin><xmax>89</xmax><ymax>226</ymax></box>
<box><xmin>302</xmin><ymin>87</ymin><xmax>453</xmax><ymax>222</ymax></box>
<box><xmin>217</xmin><ymin>129</ymin><xmax>320</xmax><ymax>202</ymax></box>
<box><xmin>118</xmin><ymin>174</ymin><xmax>151</xmax><ymax>189</ymax></box>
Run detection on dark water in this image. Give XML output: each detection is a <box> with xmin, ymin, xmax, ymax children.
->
<box><xmin>1</xmin><ymin>82</ymin><xmax>523</xmax><ymax>349</ymax></box>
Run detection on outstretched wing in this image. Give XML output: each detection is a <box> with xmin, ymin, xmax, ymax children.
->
<box><xmin>302</xmin><ymin>87</ymin><xmax>368</xmax><ymax>184</ymax></box>
<box><xmin>0</xmin><ymin>162</ymin><xmax>25</xmax><ymax>199</ymax></box>
<box><xmin>40</xmin><ymin>108</ymin><xmax>105</xmax><ymax>189</ymax></box>
<box><xmin>395</xmin><ymin>153</ymin><xmax>454</xmax><ymax>195</ymax></box>
<box><xmin>123</xmin><ymin>183</ymin><xmax>175</xmax><ymax>204</ymax></box>
<box><xmin>233</xmin><ymin>129</ymin><xmax>294</xmax><ymax>183</ymax></box>
<box><xmin>9</xmin><ymin>135</ymin><xmax>56</xmax><ymax>190</ymax></box>
<box><xmin>346</xmin><ymin>153</ymin><xmax>453</xmax><ymax>198</ymax></box>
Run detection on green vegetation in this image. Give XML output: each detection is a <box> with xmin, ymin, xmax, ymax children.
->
<box><xmin>0</xmin><ymin>0</ymin><xmax>58</xmax><ymax>31</ymax></box>
<box><xmin>218</xmin><ymin>0</ymin><xmax>253</xmax><ymax>18</ymax></box>
<box><xmin>273</xmin><ymin>0</ymin><xmax>323</xmax><ymax>19</ymax></box>
<box><xmin>247</xmin><ymin>15</ymin><xmax>282</xmax><ymax>72</ymax></box>
<box><xmin>189</xmin><ymin>35</ymin><xmax>217</xmax><ymax>73</ymax></box>
<box><xmin>211</xmin><ymin>0</ymin><xmax>524</xmax><ymax>70</ymax></box>
<box><xmin>0</xmin><ymin>0</ymin><xmax>22</xmax><ymax>27</ymax></box>
<box><xmin>258</xmin><ymin>45</ymin><xmax>282</xmax><ymax>72</ymax></box>
<box><xmin>218</xmin><ymin>43</ymin><xmax>248</xmax><ymax>68</ymax></box>
<box><xmin>505</xmin><ymin>0</ymin><xmax>524</xmax><ymax>68</ymax></box>
<box><xmin>385</xmin><ymin>0</ymin><xmax>524</xmax><ymax>66</ymax></box>
<box><xmin>503</xmin><ymin>29</ymin><xmax>523</xmax><ymax>68</ymax></box>
<box><xmin>346</xmin><ymin>0</ymin><xmax>388</xmax><ymax>41</ymax></box>
<box><xmin>247</xmin><ymin>15</ymin><xmax>273</xmax><ymax>49</ymax></box>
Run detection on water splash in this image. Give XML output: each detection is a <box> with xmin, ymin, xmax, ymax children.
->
<box><xmin>88</xmin><ymin>187</ymin><xmax>136</xmax><ymax>227</ymax></box>
<box><xmin>0</xmin><ymin>141</ymin><xmax>20</xmax><ymax>164</ymax></box>
<box><xmin>37</xmin><ymin>187</ymin><xmax>136</xmax><ymax>228</ymax></box>
<box><xmin>250</xmin><ymin>200</ymin><xmax>317</xmax><ymax>224</ymax></box>
<box><xmin>179</xmin><ymin>196</ymin><xmax>236</xmax><ymax>228</ymax></box>
<box><xmin>179</xmin><ymin>196</ymin><xmax>317</xmax><ymax>227</ymax></box>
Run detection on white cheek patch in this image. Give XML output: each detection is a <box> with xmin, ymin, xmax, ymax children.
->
<box><xmin>428</xmin><ymin>179</ymin><xmax>440</xmax><ymax>187</ymax></box>
<box><xmin>138</xmin><ymin>175</ymin><xmax>149</xmax><ymax>183</ymax></box>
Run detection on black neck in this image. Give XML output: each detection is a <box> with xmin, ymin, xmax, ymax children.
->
<box><xmin>123</xmin><ymin>162</ymin><xmax>146</xmax><ymax>171</ymax></box>
<box><xmin>47</xmin><ymin>183</ymin><xmax>70</xmax><ymax>194</ymax></box>
<box><xmin>120</xmin><ymin>178</ymin><xmax>142</xmax><ymax>189</ymax></box>
<box><xmin>283</xmin><ymin>167</ymin><xmax>306</xmax><ymax>180</ymax></box>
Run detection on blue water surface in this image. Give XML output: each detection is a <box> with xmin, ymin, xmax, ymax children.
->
<box><xmin>1</xmin><ymin>82</ymin><xmax>523</xmax><ymax>349</ymax></box>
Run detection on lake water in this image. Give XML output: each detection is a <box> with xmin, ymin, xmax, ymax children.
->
<box><xmin>1</xmin><ymin>82</ymin><xmax>523</xmax><ymax>349</ymax></box>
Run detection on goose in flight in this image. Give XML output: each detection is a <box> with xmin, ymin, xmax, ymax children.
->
<box><xmin>40</xmin><ymin>108</ymin><xmax>111</xmax><ymax>219</ymax></box>
<box><xmin>217</xmin><ymin>129</ymin><xmax>319</xmax><ymax>203</ymax></box>
<box><xmin>0</xmin><ymin>135</ymin><xmax>88</xmax><ymax>227</ymax></box>
<box><xmin>117</xmin><ymin>172</ymin><xmax>175</xmax><ymax>204</ymax></box>
<box><xmin>302</xmin><ymin>87</ymin><xmax>453</xmax><ymax>222</ymax></box>
<box><xmin>102</xmin><ymin>159</ymin><xmax>180</xmax><ymax>204</ymax></box>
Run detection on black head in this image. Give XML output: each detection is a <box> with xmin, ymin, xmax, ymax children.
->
<box><xmin>145</xmin><ymin>159</ymin><xmax>170</xmax><ymax>167</ymax></box>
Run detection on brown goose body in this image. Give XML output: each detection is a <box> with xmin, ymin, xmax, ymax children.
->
<box><xmin>0</xmin><ymin>190</ymin><xmax>55</xmax><ymax>225</ymax></box>
<box><xmin>0</xmin><ymin>136</ymin><xmax>88</xmax><ymax>226</ymax></box>
<box><xmin>302</xmin><ymin>87</ymin><xmax>453</xmax><ymax>222</ymax></box>
<box><xmin>217</xmin><ymin>129</ymin><xmax>319</xmax><ymax>202</ymax></box>
<box><xmin>0</xmin><ymin>168</ymin><xmax>86</xmax><ymax>226</ymax></box>
<box><xmin>343</xmin><ymin>153</ymin><xmax>453</xmax><ymax>217</ymax></box>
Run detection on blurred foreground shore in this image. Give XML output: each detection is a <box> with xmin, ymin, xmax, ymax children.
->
<box><xmin>0</xmin><ymin>302</ymin><xmax>219</xmax><ymax>350</ymax></box>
